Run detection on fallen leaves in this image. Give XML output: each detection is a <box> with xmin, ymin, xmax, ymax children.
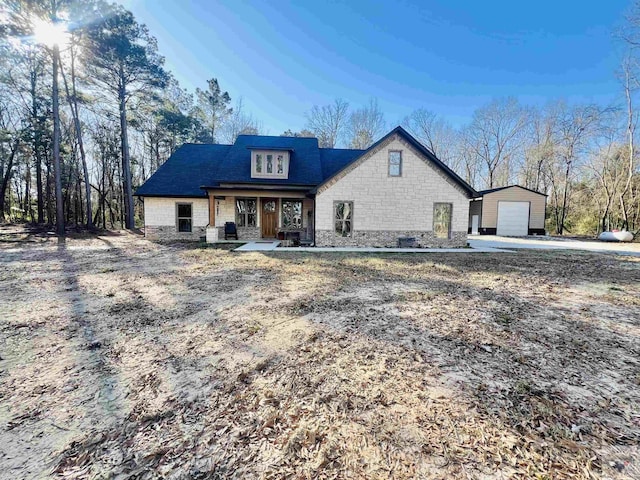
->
<box><xmin>0</xmin><ymin>230</ymin><xmax>639</xmax><ymax>479</ymax></box>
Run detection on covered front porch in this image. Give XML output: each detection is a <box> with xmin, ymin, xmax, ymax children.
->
<box><xmin>205</xmin><ymin>188</ymin><xmax>315</xmax><ymax>245</ymax></box>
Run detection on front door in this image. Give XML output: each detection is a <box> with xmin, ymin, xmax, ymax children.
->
<box><xmin>261</xmin><ymin>198</ymin><xmax>278</xmax><ymax>238</ymax></box>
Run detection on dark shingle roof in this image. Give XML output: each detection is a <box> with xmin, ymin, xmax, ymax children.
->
<box><xmin>212</xmin><ymin>135</ymin><xmax>323</xmax><ymax>186</ymax></box>
<box><xmin>136</xmin><ymin>127</ymin><xmax>477</xmax><ymax>198</ymax></box>
<box><xmin>478</xmin><ymin>185</ymin><xmax>547</xmax><ymax>196</ymax></box>
<box><xmin>319</xmin><ymin>148</ymin><xmax>366</xmax><ymax>179</ymax></box>
<box><xmin>135</xmin><ymin>144</ymin><xmax>230</xmax><ymax>197</ymax></box>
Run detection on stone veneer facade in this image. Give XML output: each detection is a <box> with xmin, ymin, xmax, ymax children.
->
<box><xmin>315</xmin><ymin>230</ymin><xmax>468</xmax><ymax>248</ymax></box>
<box><xmin>314</xmin><ymin>134</ymin><xmax>471</xmax><ymax>247</ymax></box>
<box><xmin>211</xmin><ymin>226</ymin><xmax>261</xmax><ymax>240</ymax></box>
<box><xmin>145</xmin><ymin>225</ymin><xmax>206</xmax><ymax>241</ymax></box>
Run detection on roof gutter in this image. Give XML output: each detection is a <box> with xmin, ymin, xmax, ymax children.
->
<box><xmin>201</xmin><ymin>183</ymin><xmax>315</xmax><ymax>191</ymax></box>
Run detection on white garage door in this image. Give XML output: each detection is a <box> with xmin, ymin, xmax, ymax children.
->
<box><xmin>496</xmin><ymin>202</ymin><xmax>529</xmax><ymax>236</ymax></box>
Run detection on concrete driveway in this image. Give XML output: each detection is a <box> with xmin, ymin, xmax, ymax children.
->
<box><xmin>468</xmin><ymin>235</ymin><xmax>640</xmax><ymax>256</ymax></box>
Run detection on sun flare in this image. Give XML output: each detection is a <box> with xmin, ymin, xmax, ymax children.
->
<box><xmin>32</xmin><ymin>19</ymin><xmax>70</xmax><ymax>47</ymax></box>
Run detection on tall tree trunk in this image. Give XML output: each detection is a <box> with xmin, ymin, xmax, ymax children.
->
<box><xmin>0</xmin><ymin>138</ymin><xmax>21</xmax><ymax>222</ymax></box>
<box><xmin>621</xmin><ymin>66</ymin><xmax>636</xmax><ymax>231</ymax></box>
<box><xmin>45</xmin><ymin>159</ymin><xmax>53</xmax><ymax>223</ymax></box>
<box><xmin>558</xmin><ymin>161</ymin><xmax>572</xmax><ymax>235</ymax></box>
<box><xmin>101</xmin><ymin>156</ymin><xmax>106</xmax><ymax>228</ymax></box>
<box><xmin>24</xmin><ymin>156</ymin><xmax>32</xmax><ymax>221</ymax></box>
<box><xmin>30</xmin><ymin>66</ymin><xmax>45</xmax><ymax>224</ymax></box>
<box><xmin>60</xmin><ymin>45</ymin><xmax>93</xmax><ymax>229</ymax></box>
<box><xmin>52</xmin><ymin>44</ymin><xmax>64</xmax><ymax>236</ymax></box>
<box><xmin>118</xmin><ymin>70</ymin><xmax>135</xmax><ymax>230</ymax></box>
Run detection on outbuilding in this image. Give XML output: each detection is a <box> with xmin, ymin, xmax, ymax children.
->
<box><xmin>469</xmin><ymin>185</ymin><xmax>547</xmax><ymax>236</ymax></box>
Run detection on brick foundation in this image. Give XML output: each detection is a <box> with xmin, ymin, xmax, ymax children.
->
<box><xmin>145</xmin><ymin>225</ymin><xmax>206</xmax><ymax>241</ymax></box>
<box><xmin>315</xmin><ymin>230</ymin><xmax>468</xmax><ymax>248</ymax></box>
<box><xmin>212</xmin><ymin>226</ymin><xmax>261</xmax><ymax>241</ymax></box>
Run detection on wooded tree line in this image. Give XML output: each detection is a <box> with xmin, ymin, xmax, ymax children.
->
<box><xmin>0</xmin><ymin>0</ymin><xmax>259</xmax><ymax>232</ymax></box>
<box><xmin>291</xmin><ymin>94</ymin><xmax>639</xmax><ymax>235</ymax></box>
<box><xmin>1</xmin><ymin>0</ymin><xmax>639</xmax><ymax>236</ymax></box>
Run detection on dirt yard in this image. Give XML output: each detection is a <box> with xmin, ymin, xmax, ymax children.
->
<box><xmin>1</xmin><ymin>226</ymin><xmax>639</xmax><ymax>479</ymax></box>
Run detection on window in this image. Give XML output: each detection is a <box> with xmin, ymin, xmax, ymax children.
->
<box><xmin>236</xmin><ymin>198</ymin><xmax>257</xmax><ymax>227</ymax></box>
<box><xmin>334</xmin><ymin>201</ymin><xmax>353</xmax><ymax>237</ymax></box>
<box><xmin>251</xmin><ymin>150</ymin><xmax>290</xmax><ymax>178</ymax></box>
<box><xmin>176</xmin><ymin>203</ymin><xmax>192</xmax><ymax>232</ymax></box>
<box><xmin>389</xmin><ymin>150</ymin><xmax>402</xmax><ymax>176</ymax></box>
<box><xmin>282</xmin><ymin>200</ymin><xmax>303</xmax><ymax>229</ymax></box>
<box><xmin>433</xmin><ymin>203</ymin><xmax>452</xmax><ymax>239</ymax></box>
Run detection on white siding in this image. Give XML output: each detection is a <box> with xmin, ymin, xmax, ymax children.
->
<box><xmin>481</xmin><ymin>186</ymin><xmax>546</xmax><ymax>230</ymax></box>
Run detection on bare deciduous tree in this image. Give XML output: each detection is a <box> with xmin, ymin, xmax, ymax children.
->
<box><xmin>466</xmin><ymin>98</ymin><xmax>529</xmax><ymax>189</ymax></box>
<box><xmin>346</xmin><ymin>98</ymin><xmax>385</xmax><ymax>149</ymax></box>
<box><xmin>305</xmin><ymin>98</ymin><xmax>349</xmax><ymax>148</ymax></box>
<box><xmin>403</xmin><ymin>108</ymin><xmax>460</xmax><ymax>171</ymax></box>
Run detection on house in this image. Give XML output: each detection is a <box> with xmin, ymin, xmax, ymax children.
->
<box><xmin>469</xmin><ymin>185</ymin><xmax>547</xmax><ymax>236</ymax></box>
<box><xmin>136</xmin><ymin>126</ymin><xmax>476</xmax><ymax>247</ymax></box>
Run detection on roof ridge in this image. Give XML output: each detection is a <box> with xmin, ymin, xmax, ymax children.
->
<box><xmin>179</xmin><ymin>142</ymin><xmax>234</xmax><ymax>147</ymax></box>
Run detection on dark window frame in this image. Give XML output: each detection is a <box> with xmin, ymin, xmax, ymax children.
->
<box><xmin>281</xmin><ymin>199</ymin><xmax>303</xmax><ymax>230</ymax></box>
<box><xmin>236</xmin><ymin>197</ymin><xmax>257</xmax><ymax>228</ymax></box>
<box><xmin>388</xmin><ymin>150</ymin><xmax>402</xmax><ymax>177</ymax></box>
<box><xmin>176</xmin><ymin>202</ymin><xmax>193</xmax><ymax>233</ymax></box>
<box><xmin>433</xmin><ymin>202</ymin><xmax>453</xmax><ymax>239</ymax></box>
<box><xmin>334</xmin><ymin>200</ymin><xmax>354</xmax><ymax>237</ymax></box>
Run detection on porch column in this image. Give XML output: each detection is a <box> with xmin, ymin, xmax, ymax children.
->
<box><xmin>257</xmin><ymin>196</ymin><xmax>261</xmax><ymax>228</ymax></box>
<box><xmin>208</xmin><ymin>193</ymin><xmax>215</xmax><ymax>226</ymax></box>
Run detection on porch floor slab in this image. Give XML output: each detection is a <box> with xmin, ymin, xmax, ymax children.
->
<box><xmin>234</xmin><ymin>241</ymin><xmax>281</xmax><ymax>251</ymax></box>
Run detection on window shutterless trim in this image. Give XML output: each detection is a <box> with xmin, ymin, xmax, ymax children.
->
<box><xmin>251</xmin><ymin>150</ymin><xmax>289</xmax><ymax>179</ymax></box>
<box><xmin>281</xmin><ymin>198</ymin><xmax>304</xmax><ymax>229</ymax></box>
<box><xmin>333</xmin><ymin>200</ymin><xmax>354</xmax><ymax>237</ymax></box>
<box><xmin>433</xmin><ymin>202</ymin><xmax>453</xmax><ymax>239</ymax></box>
<box><xmin>175</xmin><ymin>202</ymin><xmax>193</xmax><ymax>233</ymax></box>
<box><xmin>235</xmin><ymin>197</ymin><xmax>258</xmax><ymax>227</ymax></box>
<box><xmin>388</xmin><ymin>150</ymin><xmax>402</xmax><ymax>177</ymax></box>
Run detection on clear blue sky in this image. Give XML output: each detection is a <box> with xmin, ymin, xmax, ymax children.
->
<box><xmin>117</xmin><ymin>0</ymin><xmax>631</xmax><ymax>135</ymax></box>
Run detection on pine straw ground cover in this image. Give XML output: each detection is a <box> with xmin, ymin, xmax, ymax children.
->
<box><xmin>1</xmin><ymin>229</ymin><xmax>639</xmax><ymax>479</ymax></box>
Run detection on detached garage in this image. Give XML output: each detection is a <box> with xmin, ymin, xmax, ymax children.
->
<box><xmin>469</xmin><ymin>185</ymin><xmax>547</xmax><ymax>236</ymax></box>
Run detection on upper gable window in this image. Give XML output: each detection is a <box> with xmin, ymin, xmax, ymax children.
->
<box><xmin>251</xmin><ymin>150</ymin><xmax>289</xmax><ymax>179</ymax></box>
<box><xmin>389</xmin><ymin>150</ymin><xmax>402</xmax><ymax>177</ymax></box>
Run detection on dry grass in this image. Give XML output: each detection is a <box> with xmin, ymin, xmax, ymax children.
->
<box><xmin>1</xmin><ymin>225</ymin><xmax>639</xmax><ymax>479</ymax></box>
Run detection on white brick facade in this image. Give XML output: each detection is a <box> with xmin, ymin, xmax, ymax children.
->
<box><xmin>143</xmin><ymin>197</ymin><xmax>209</xmax><ymax>240</ymax></box>
<box><xmin>315</xmin><ymin>134</ymin><xmax>469</xmax><ymax>247</ymax></box>
<box><xmin>140</xmin><ymin>132</ymin><xmax>472</xmax><ymax>246</ymax></box>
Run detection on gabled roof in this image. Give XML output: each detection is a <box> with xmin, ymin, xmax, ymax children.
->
<box><xmin>212</xmin><ymin>135</ymin><xmax>323</xmax><ymax>186</ymax></box>
<box><xmin>478</xmin><ymin>185</ymin><xmax>547</xmax><ymax>197</ymax></box>
<box><xmin>315</xmin><ymin>126</ymin><xmax>477</xmax><ymax>197</ymax></box>
<box><xmin>134</xmin><ymin>144</ymin><xmax>231</xmax><ymax>197</ymax></box>
<box><xmin>135</xmin><ymin>127</ymin><xmax>476</xmax><ymax>198</ymax></box>
<box><xmin>319</xmin><ymin>147</ymin><xmax>366</xmax><ymax>179</ymax></box>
